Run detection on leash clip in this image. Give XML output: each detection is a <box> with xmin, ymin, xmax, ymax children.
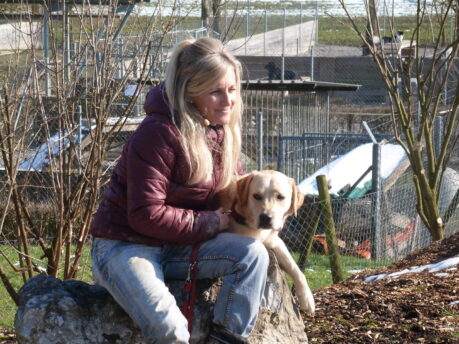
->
<box><xmin>184</xmin><ymin>261</ymin><xmax>196</xmax><ymax>292</ymax></box>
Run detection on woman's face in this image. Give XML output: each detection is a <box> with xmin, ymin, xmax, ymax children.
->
<box><xmin>192</xmin><ymin>67</ymin><xmax>237</xmax><ymax>126</ymax></box>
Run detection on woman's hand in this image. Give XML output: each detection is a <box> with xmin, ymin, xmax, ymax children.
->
<box><xmin>214</xmin><ymin>207</ymin><xmax>231</xmax><ymax>230</ymax></box>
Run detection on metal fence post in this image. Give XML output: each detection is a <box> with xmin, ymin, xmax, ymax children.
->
<box><xmin>257</xmin><ymin>111</ymin><xmax>264</xmax><ymax>170</ymax></box>
<box><xmin>298</xmin><ymin>3</ymin><xmax>302</xmax><ymax>55</ymax></box>
<box><xmin>264</xmin><ymin>10</ymin><xmax>267</xmax><ymax>56</ymax></box>
<box><xmin>245</xmin><ymin>0</ymin><xmax>250</xmax><ymax>56</ymax></box>
<box><xmin>371</xmin><ymin>143</ymin><xmax>383</xmax><ymax>260</ymax></box>
<box><xmin>281</xmin><ymin>8</ymin><xmax>286</xmax><ymax>82</ymax></box>
<box><xmin>43</xmin><ymin>8</ymin><xmax>51</xmax><ymax>97</ymax></box>
<box><xmin>277</xmin><ymin>91</ymin><xmax>287</xmax><ymax>173</ymax></box>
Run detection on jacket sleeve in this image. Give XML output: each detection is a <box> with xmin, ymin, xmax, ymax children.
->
<box><xmin>125</xmin><ymin>120</ymin><xmax>221</xmax><ymax>245</ymax></box>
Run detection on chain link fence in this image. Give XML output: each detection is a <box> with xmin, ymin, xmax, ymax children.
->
<box><xmin>2</xmin><ymin>1</ymin><xmax>459</xmax><ymax>327</ymax></box>
<box><xmin>281</xmin><ymin>176</ymin><xmax>459</xmax><ymax>283</ymax></box>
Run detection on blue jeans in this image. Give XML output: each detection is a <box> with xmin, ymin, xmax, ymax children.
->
<box><xmin>91</xmin><ymin>233</ymin><xmax>269</xmax><ymax>343</ymax></box>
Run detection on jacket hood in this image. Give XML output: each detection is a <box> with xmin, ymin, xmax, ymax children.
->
<box><xmin>143</xmin><ymin>83</ymin><xmax>171</xmax><ymax>117</ymax></box>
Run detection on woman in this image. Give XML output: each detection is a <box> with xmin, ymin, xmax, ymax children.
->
<box><xmin>90</xmin><ymin>37</ymin><xmax>269</xmax><ymax>344</ymax></box>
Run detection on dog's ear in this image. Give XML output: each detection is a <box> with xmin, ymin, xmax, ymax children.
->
<box><xmin>236</xmin><ymin>174</ymin><xmax>254</xmax><ymax>209</ymax></box>
<box><xmin>288</xmin><ymin>178</ymin><xmax>304</xmax><ymax>217</ymax></box>
<box><xmin>214</xmin><ymin>185</ymin><xmax>235</xmax><ymax>211</ymax></box>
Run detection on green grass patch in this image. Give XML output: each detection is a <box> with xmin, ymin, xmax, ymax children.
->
<box><xmin>0</xmin><ymin>243</ymin><xmax>92</xmax><ymax>329</ymax></box>
<box><xmin>0</xmin><ymin>50</ymin><xmax>35</xmax><ymax>83</ymax></box>
<box><xmin>317</xmin><ymin>15</ymin><xmax>456</xmax><ymax>46</ymax></box>
<box><xmin>297</xmin><ymin>252</ymin><xmax>391</xmax><ymax>290</ymax></box>
<box><xmin>0</xmin><ymin>246</ymin><xmax>391</xmax><ymax>329</ymax></box>
<box><xmin>441</xmin><ymin>307</ymin><xmax>458</xmax><ymax>318</ymax></box>
<box><xmin>359</xmin><ymin>319</ymin><xmax>380</xmax><ymax>329</ymax></box>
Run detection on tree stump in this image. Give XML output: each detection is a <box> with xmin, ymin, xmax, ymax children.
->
<box><xmin>15</xmin><ymin>251</ymin><xmax>308</xmax><ymax>343</ymax></box>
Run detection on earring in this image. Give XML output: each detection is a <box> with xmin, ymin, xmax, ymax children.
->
<box><xmin>202</xmin><ymin>118</ymin><xmax>210</xmax><ymax>127</ymax></box>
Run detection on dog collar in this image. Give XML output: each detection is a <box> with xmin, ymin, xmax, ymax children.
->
<box><xmin>230</xmin><ymin>202</ymin><xmax>247</xmax><ymax>226</ymax></box>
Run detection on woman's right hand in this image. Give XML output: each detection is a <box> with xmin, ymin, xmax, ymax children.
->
<box><xmin>214</xmin><ymin>207</ymin><xmax>230</xmax><ymax>230</ymax></box>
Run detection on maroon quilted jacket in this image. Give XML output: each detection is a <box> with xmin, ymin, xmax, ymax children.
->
<box><xmin>90</xmin><ymin>84</ymin><xmax>225</xmax><ymax>246</ymax></box>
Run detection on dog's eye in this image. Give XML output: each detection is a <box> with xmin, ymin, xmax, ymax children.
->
<box><xmin>277</xmin><ymin>194</ymin><xmax>285</xmax><ymax>200</ymax></box>
<box><xmin>253</xmin><ymin>194</ymin><xmax>262</xmax><ymax>201</ymax></box>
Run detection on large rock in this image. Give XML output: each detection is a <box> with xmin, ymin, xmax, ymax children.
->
<box><xmin>15</xmin><ymin>252</ymin><xmax>308</xmax><ymax>344</ymax></box>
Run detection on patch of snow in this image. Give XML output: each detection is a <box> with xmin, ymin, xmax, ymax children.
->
<box><xmin>348</xmin><ymin>269</ymin><xmax>363</xmax><ymax>274</ymax></box>
<box><xmin>36</xmin><ymin>266</ymin><xmax>47</xmax><ymax>273</ymax></box>
<box><xmin>449</xmin><ymin>301</ymin><xmax>459</xmax><ymax>306</ymax></box>
<box><xmin>434</xmin><ymin>273</ymin><xmax>449</xmax><ymax>277</ymax></box>
<box><xmin>363</xmin><ymin>256</ymin><xmax>459</xmax><ymax>282</ymax></box>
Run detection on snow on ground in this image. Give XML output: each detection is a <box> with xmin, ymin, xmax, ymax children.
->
<box><xmin>363</xmin><ymin>256</ymin><xmax>459</xmax><ymax>282</ymax></box>
<box><xmin>298</xmin><ymin>142</ymin><xmax>407</xmax><ymax>196</ymax></box>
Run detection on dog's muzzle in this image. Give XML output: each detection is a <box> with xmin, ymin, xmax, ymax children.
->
<box><xmin>258</xmin><ymin>213</ymin><xmax>273</xmax><ymax>229</ymax></box>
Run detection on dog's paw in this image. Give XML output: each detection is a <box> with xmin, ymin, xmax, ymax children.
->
<box><xmin>297</xmin><ymin>288</ymin><xmax>315</xmax><ymax>315</ymax></box>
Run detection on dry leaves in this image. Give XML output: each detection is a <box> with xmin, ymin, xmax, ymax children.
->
<box><xmin>0</xmin><ymin>329</ymin><xmax>15</xmax><ymax>344</ymax></box>
<box><xmin>303</xmin><ymin>232</ymin><xmax>459</xmax><ymax>344</ymax></box>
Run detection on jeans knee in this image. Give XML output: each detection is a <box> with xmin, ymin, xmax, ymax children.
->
<box><xmin>141</xmin><ymin>315</ymin><xmax>189</xmax><ymax>344</ymax></box>
<box><xmin>246</xmin><ymin>239</ymin><xmax>269</xmax><ymax>271</ymax></box>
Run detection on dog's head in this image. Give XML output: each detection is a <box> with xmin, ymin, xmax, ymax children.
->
<box><xmin>233</xmin><ymin>170</ymin><xmax>304</xmax><ymax>230</ymax></box>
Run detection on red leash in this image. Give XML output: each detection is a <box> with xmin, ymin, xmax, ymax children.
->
<box><xmin>182</xmin><ymin>244</ymin><xmax>200</xmax><ymax>334</ymax></box>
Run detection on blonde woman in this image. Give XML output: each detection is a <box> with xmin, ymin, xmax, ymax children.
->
<box><xmin>90</xmin><ymin>37</ymin><xmax>268</xmax><ymax>344</ymax></box>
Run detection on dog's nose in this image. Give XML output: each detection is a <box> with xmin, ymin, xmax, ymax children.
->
<box><xmin>259</xmin><ymin>213</ymin><xmax>273</xmax><ymax>228</ymax></box>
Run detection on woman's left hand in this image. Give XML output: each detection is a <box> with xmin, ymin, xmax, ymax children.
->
<box><xmin>214</xmin><ymin>208</ymin><xmax>230</xmax><ymax>230</ymax></box>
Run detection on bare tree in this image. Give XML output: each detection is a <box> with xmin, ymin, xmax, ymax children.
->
<box><xmin>0</xmin><ymin>0</ymin><xmax>180</xmax><ymax>303</ymax></box>
<box><xmin>339</xmin><ymin>0</ymin><xmax>459</xmax><ymax>241</ymax></box>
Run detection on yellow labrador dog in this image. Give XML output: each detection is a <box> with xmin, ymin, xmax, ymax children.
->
<box><xmin>218</xmin><ymin>170</ymin><xmax>315</xmax><ymax>315</ymax></box>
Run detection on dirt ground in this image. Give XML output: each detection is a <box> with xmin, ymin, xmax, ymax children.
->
<box><xmin>303</xmin><ymin>231</ymin><xmax>459</xmax><ymax>344</ymax></box>
<box><xmin>1</xmin><ymin>232</ymin><xmax>458</xmax><ymax>344</ymax></box>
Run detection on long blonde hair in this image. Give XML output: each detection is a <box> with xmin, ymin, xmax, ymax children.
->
<box><xmin>164</xmin><ymin>37</ymin><xmax>242</xmax><ymax>189</ymax></box>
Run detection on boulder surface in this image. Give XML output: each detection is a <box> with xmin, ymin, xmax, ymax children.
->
<box><xmin>15</xmin><ymin>252</ymin><xmax>308</xmax><ymax>344</ymax></box>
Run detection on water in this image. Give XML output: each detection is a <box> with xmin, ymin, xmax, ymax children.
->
<box><xmin>131</xmin><ymin>0</ymin><xmax>429</xmax><ymax>17</ymax></box>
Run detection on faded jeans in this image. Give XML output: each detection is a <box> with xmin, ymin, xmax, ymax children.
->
<box><xmin>91</xmin><ymin>233</ymin><xmax>269</xmax><ymax>344</ymax></box>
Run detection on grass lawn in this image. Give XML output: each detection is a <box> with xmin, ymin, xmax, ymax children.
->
<box><xmin>300</xmin><ymin>253</ymin><xmax>391</xmax><ymax>290</ymax></box>
<box><xmin>0</xmin><ymin>243</ymin><xmax>390</xmax><ymax>329</ymax></box>
<box><xmin>0</xmin><ymin>50</ymin><xmax>34</xmax><ymax>83</ymax></box>
<box><xmin>0</xmin><ymin>243</ymin><xmax>93</xmax><ymax>329</ymax></box>
<box><xmin>317</xmin><ymin>15</ymin><xmax>452</xmax><ymax>47</ymax></box>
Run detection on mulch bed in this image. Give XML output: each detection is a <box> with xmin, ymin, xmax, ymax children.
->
<box><xmin>303</xmin><ymin>231</ymin><xmax>459</xmax><ymax>344</ymax></box>
<box><xmin>0</xmin><ymin>329</ymin><xmax>15</xmax><ymax>344</ymax></box>
<box><xmin>2</xmin><ymin>233</ymin><xmax>458</xmax><ymax>344</ymax></box>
